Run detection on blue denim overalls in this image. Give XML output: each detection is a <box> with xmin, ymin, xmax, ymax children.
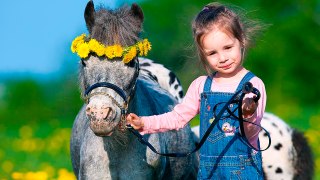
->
<box><xmin>198</xmin><ymin>72</ymin><xmax>264</xmax><ymax>180</ymax></box>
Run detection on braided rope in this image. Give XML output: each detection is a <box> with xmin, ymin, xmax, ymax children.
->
<box><xmin>84</xmin><ymin>91</ymin><xmax>124</xmax><ymax>109</ymax></box>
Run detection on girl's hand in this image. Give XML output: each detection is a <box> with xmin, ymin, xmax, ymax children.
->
<box><xmin>242</xmin><ymin>96</ymin><xmax>258</xmax><ymax>119</ymax></box>
<box><xmin>126</xmin><ymin>113</ymin><xmax>144</xmax><ymax>130</ymax></box>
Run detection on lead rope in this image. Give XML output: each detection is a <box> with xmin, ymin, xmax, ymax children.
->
<box><xmin>126</xmin><ymin>82</ymin><xmax>271</xmax><ymax>157</ymax></box>
<box><xmin>126</xmin><ymin>86</ymin><xmax>244</xmax><ymax>157</ymax></box>
<box><xmin>237</xmin><ymin>86</ymin><xmax>271</xmax><ymax>151</ymax></box>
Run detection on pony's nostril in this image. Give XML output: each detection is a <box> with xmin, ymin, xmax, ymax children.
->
<box><xmin>103</xmin><ymin>107</ymin><xmax>113</xmax><ymax>120</ymax></box>
<box><xmin>86</xmin><ymin>106</ymin><xmax>91</xmax><ymax>115</ymax></box>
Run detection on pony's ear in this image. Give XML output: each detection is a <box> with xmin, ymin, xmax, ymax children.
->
<box><xmin>130</xmin><ymin>3</ymin><xmax>144</xmax><ymax>23</ymax></box>
<box><xmin>84</xmin><ymin>0</ymin><xmax>95</xmax><ymax>33</ymax></box>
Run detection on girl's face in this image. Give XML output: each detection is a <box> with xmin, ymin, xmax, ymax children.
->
<box><xmin>202</xmin><ymin>28</ymin><xmax>243</xmax><ymax>78</ymax></box>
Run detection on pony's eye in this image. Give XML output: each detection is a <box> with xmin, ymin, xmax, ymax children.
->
<box><xmin>126</xmin><ymin>58</ymin><xmax>136</xmax><ymax>68</ymax></box>
<box><xmin>81</xmin><ymin>59</ymin><xmax>87</xmax><ymax>67</ymax></box>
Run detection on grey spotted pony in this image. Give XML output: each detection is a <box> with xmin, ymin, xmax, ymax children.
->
<box><xmin>70</xmin><ymin>2</ymin><xmax>198</xmax><ymax>179</ymax></box>
<box><xmin>142</xmin><ymin>59</ymin><xmax>314</xmax><ymax>180</ymax></box>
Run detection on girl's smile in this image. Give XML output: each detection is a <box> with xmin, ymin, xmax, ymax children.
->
<box><xmin>219</xmin><ymin>62</ymin><xmax>233</xmax><ymax>69</ymax></box>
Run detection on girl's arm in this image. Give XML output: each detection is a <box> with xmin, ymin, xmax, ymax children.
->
<box><xmin>242</xmin><ymin>77</ymin><xmax>267</xmax><ymax>148</ymax></box>
<box><xmin>127</xmin><ymin>77</ymin><xmax>206</xmax><ymax>135</ymax></box>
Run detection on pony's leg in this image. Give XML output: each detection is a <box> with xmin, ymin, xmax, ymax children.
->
<box><xmin>70</xmin><ymin>106</ymin><xmax>87</xmax><ymax>178</ymax></box>
<box><xmin>79</xmin><ymin>130</ymin><xmax>111</xmax><ymax>180</ymax></box>
<box><xmin>162</xmin><ymin>127</ymin><xmax>199</xmax><ymax>179</ymax></box>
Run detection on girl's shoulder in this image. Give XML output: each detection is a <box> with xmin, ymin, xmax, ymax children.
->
<box><xmin>250</xmin><ymin>76</ymin><xmax>265</xmax><ymax>86</ymax></box>
<box><xmin>192</xmin><ymin>75</ymin><xmax>209</xmax><ymax>84</ymax></box>
<box><xmin>249</xmin><ymin>75</ymin><xmax>266</xmax><ymax>91</ymax></box>
<box><xmin>185</xmin><ymin>76</ymin><xmax>209</xmax><ymax>96</ymax></box>
<box><xmin>191</xmin><ymin>75</ymin><xmax>209</xmax><ymax>88</ymax></box>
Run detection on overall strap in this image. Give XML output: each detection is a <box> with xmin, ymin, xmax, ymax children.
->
<box><xmin>203</xmin><ymin>76</ymin><xmax>213</xmax><ymax>92</ymax></box>
<box><xmin>203</xmin><ymin>73</ymin><xmax>216</xmax><ymax>92</ymax></box>
<box><xmin>235</xmin><ymin>72</ymin><xmax>255</xmax><ymax>92</ymax></box>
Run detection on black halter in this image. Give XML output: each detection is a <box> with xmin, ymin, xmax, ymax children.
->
<box><xmin>127</xmin><ymin>82</ymin><xmax>271</xmax><ymax>157</ymax></box>
<box><xmin>84</xmin><ymin>58</ymin><xmax>140</xmax><ymax>131</ymax></box>
<box><xmin>85</xmin><ymin>82</ymin><xmax>128</xmax><ymax>103</ymax></box>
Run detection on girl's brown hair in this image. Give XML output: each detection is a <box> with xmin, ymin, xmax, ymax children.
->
<box><xmin>192</xmin><ymin>2</ymin><xmax>264</xmax><ymax>74</ymax></box>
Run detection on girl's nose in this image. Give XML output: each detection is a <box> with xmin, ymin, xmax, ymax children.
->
<box><xmin>218</xmin><ymin>53</ymin><xmax>228</xmax><ymax>63</ymax></box>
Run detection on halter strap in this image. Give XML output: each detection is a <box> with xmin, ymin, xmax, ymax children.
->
<box><xmin>84</xmin><ymin>57</ymin><xmax>140</xmax><ymax>104</ymax></box>
<box><xmin>85</xmin><ymin>82</ymin><xmax>128</xmax><ymax>103</ymax></box>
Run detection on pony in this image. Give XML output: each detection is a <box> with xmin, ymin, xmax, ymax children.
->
<box><xmin>70</xmin><ymin>1</ymin><xmax>198</xmax><ymax>179</ymax></box>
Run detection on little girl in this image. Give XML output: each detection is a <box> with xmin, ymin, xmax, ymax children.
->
<box><xmin>127</xmin><ymin>2</ymin><xmax>266</xmax><ymax>179</ymax></box>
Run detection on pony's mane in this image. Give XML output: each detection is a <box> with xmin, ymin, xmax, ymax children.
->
<box><xmin>91</xmin><ymin>5</ymin><xmax>142</xmax><ymax>47</ymax></box>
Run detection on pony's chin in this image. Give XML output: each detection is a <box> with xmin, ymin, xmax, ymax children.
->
<box><xmin>94</xmin><ymin>131</ymin><xmax>114</xmax><ymax>137</ymax></box>
<box><xmin>89</xmin><ymin>120</ymin><xmax>117</xmax><ymax>137</ymax></box>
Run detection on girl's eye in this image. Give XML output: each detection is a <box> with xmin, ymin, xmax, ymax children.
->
<box><xmin>225</xmin><ymin>46</ymin><xmax>232</xmax><ymax>50</ymax></box>
<box><xmin>207</xmin><ymin>51</ymin><xmax>216</xmax><ymax>56</ymax></box>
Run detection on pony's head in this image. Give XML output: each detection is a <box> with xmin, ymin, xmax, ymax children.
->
<box><xmin>77</xmin><ymin>1</ymin><xmax>144</xmax><ymax>137</ymax></box>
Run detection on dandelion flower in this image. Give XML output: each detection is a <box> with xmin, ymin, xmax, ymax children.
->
<box><xmin>77</xmin><ymin>43</ymin><xmax>90</xmax><ymax>58</ymax></box>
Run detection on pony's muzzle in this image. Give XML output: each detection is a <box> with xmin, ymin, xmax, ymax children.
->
<box><xmin>85</xmin><ymin>104</ymin><xmax>117</xmax><ymax>136</ymax></box>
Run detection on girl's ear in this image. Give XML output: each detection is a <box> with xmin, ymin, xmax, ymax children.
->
<box><xmin>84</xmin><ymin>0</ymin><xmax>95</xmax><ymax>33</ymax></box>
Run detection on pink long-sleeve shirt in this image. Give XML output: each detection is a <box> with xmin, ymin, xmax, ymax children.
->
<box><xmin>140</xmin><ymin>71</ymin><xmax>266</xmax><ymax>148</ymax></box>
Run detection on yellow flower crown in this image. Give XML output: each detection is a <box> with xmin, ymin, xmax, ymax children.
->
<box><xmin>71</xmin><ymin>34</ymin><xmax>152</xmax><ymax>63</ymax></box>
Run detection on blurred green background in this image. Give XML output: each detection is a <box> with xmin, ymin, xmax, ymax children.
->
<box><xmin>0</xmin><ymin>0</ymin><xmax>319</xmax><ymax>179</ymax></box>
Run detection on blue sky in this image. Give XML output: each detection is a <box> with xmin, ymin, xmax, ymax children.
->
<box><xmin>0</xmin><ymin>0</ymin><xmax>139</xmax><ymax>75</ymax></box>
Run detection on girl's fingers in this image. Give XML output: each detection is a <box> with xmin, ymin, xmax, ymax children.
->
<box><xmin>127</xmin><ymin>113</ymin><xmax>135</xmax><ymax>119</ymax></box>
<box><xmin>126</xmin><ymin>113</ymin><xmax>142</xmax><ymax>130</ymax></box>
<box><xmin>242</xmin><ymin>97</ymin><xmax>259</xmax><ymax>118</ymax></box>
<box><xmin>126</xmin><ymin>113</ymin><xmax>135</xmax><ymax>124</ymax></box>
